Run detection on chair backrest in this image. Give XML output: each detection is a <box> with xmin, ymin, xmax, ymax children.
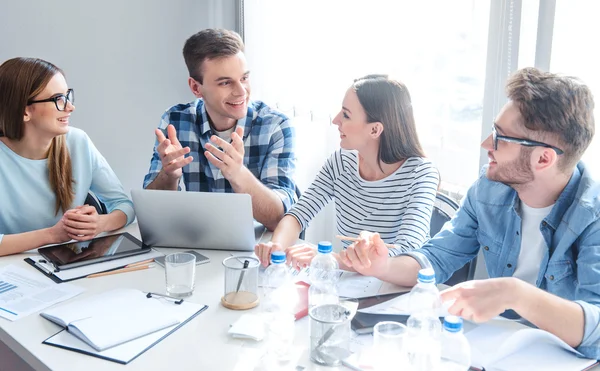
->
<box><xmin>429</xmin><ymin>193</ymin><xmax>477</xmax><ymax>286</ymax></box>
<box><xmin>295</xmin><ymin>187</ymin><xmax>306</xmax><ymax>240</ymax></box>
<box><xmin>85</xmin><ymin>192</ymin><xmax>107</xmax><ymax>215</ymax></box>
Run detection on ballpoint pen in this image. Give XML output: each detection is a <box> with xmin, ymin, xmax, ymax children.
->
<box><xmin>235</xmin><ymin>260</ymin><xmax>250</xmax><ymax>292</ymax></box>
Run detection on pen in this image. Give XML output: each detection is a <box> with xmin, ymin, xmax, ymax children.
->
<box><xmin>87</xmin><ymin>264</ymin><xmax>155</xmax><ymax>278</ymax></box>
<box><xmin>336</xmin><ymin>235</ymin><xmax>395</xmax><ymax>249</ymax></box>
<box><xmin>235</xmin><ymin>260</ymin><xmax>249</xmax><ymax>292</ymax></box>
<box><xmin>126</xmin><ymin>258</ymin><xmax>154</xmax><ymax>268</ymax></box>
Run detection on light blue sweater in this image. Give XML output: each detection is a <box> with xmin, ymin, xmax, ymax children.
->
<box><xmin>0</xmin><ymin>127</ymin><xmax>134</xmax><ymax>244</ymax></box>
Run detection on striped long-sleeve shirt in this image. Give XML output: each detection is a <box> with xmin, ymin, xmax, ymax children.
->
<box><xmin>287</xmin><ymin>150</ymin><xmax>440</xmax><ymax>255</ymax></box>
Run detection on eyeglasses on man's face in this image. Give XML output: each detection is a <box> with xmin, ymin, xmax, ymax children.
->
<box><xmin>491</xmin><ymin>125</ymin><xmax>564</xmax><ymax>155</ymax></box>
<box><xmin>27</xmin><ymin>89</ymin><xmax>75</xmax><ymax>112</ymax></box>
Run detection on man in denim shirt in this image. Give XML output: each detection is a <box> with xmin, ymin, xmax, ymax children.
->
<box><xmin>144</xmin><ymin>29</ymin><xmax>297</xmax><ymax>230</ymax></box>
<box><xmin>341</xmin><ymin>68</ymin><xmax>600</xmax><ymax>359</ymax></box>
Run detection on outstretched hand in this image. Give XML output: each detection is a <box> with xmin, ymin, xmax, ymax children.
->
<box><xmin>204</xmin><ymin>126</ymin><xmax>247</xmax><ymax>184</ymax></box>
<box><xmin>441</xmin><ymin>277</ymin><xmax>518</xmax><ymax>323</ymax></box>
<box><xmin>155</xmin><ymin>124</ymin><xmax>193</xmax><ymax>179</ymax></box>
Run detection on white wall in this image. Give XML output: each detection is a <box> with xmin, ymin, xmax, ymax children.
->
<box><xmin>0</xmin><ymin>0</ymin><xmax>238</xmax><ymax>194</ymax></box>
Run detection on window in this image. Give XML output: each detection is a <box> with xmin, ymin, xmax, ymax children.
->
<box><xmin>551</xmin><ymin>0</ymin><xmax>600</xmax><ymax>173</ymax></box>
<box><xmin>244</xmin><ymin>0</ymin><xmax>490</xmax><ymax>191</ymax></box>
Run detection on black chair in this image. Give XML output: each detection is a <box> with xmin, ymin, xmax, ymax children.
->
<box><xmin>84</xmin><ymin>192</ymin><xmax>107</xmax><ymax>215</ymax></box>
<box><xmin>429</xmin><ymin>193</ymin><xmax>477</xmax><ymax>286</ymax></box>
<box><xmin>295</xmin><ymin>187</ymin><xmax>306</xmax><ymax>240</ymax></box>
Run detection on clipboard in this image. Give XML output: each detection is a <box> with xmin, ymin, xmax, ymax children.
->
<box><xmin>41</xmin><ymin>289</ymin><xmax>208</xmax><ymax>364</ymax></box>
<box><xmin>25</xmin><ymin>249</ymin><xmax>164</xmax><ymax>283</ymax></box>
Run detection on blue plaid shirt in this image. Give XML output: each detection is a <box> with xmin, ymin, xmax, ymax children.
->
<box><xmin>143</xmin><ymin>99</ymin><xmax>297</xmax><ymax>211</ymax></box>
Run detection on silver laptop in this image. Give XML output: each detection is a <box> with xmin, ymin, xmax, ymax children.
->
<box><xmin>131</xmin><ymin>189</ymin><xmax>264</xmax><ymax>251</ymax></box>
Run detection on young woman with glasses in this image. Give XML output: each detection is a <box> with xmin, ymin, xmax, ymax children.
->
<box><xmin>0</xmin><ymin>57</ymin><xmax>134</xmax><ymax>256</ymax></box>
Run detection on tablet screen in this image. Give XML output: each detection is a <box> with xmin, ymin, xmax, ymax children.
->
<box><xmin>38</xmin><ymin>233</ymin><xmax>148</xmax><ymax>269</ymax></box>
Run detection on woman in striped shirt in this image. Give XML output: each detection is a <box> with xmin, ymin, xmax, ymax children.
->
<box><xmin>255</xmin><ymin>74</ymin><xmax>440</xmax><ymax>268</ymax></box>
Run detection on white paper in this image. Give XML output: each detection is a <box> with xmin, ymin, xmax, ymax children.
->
<box><xmin>228</xmin><ymin>313</ymin><xmax>266</xmax><ymax>341</ymax></box>
<box><xmin>337</xmin><ymin>272</ymin><xmax>410</xmax><ymax>299</ymax></box>
<box><xmin>0</xmin><ymin>265</ymin><xmax>85</xmax><ymax>321</ymax></box>
<box><xmin>357</xmin><ymin>292</ymin><xmax>452</xmax><ymax>316</ymax></box>
<box><xmin>43</xmin><ymin>292</ymin><xmax>206</xmax><ymax>364</ymax></box>
<box><xmin>30</xmin><ymin>249</ymin><xmax>164</xmax><ymax>281</ymax></box>
<box><xmin>466</xmin><ymin>323</ymin><xmax>596</xmax><ymax>371</ymax></box>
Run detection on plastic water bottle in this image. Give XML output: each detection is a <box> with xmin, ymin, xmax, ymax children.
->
<box><xmin>308</xmin><ymin>241</ymin><xmax>339</xmax><ymax>310</ymax></box>
<box><xmin>406</xmin><ymin>268</ymin><xmax>442</xmax><ymax>371</ymax></box>
<box><xmin>440</xmin><ymin>316</ymin><xmax>471</xmax><ymax>371</ymax></box>
<box><xmin>263</xmin><ymin>251</ymin><xmax>295</xmax><ymax>360</ymax></box>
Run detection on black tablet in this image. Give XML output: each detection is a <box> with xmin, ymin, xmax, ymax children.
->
<box><xmin>37</xmin><ymin>233</ymin><xmax>151</xmax><ymax>270</ymax></box>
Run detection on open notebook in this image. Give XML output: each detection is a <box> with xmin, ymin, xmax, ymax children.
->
<box><xmin>466</xmin><ymin>323</ymin><xmax>598</xmax><ymax>371</ymax></box>
<box><xmin>41</xmin><ymin>288</ymin><xmax>207</xmax><ymax>364</ymax></box>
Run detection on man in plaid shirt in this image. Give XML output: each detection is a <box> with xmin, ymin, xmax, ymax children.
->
<box><xmin>143</xmin><ymin>29</ymin><xmax>297</xmax><ymax>230</ymax></box>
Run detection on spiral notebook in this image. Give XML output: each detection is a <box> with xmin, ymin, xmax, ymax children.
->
<box><xmin>41</xmin><ymin>288</ymin><xmax>208</xmax><ymax>364</ymax></box>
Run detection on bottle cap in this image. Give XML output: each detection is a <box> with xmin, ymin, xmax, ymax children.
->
<box><xmin>417</xmin><ymin>268</ymin><xmax>436</xmax><ymax>283</ymax></box>
<box><xmin>318</xmin><ymin>241</ymin><xmax>333</xmax><ymax>253</ymax></box>
<box><xmin>270</xmin><ymin>251</ymin><xmax>286</xmax><ymax>264</ymax></box>
<box><xmin>443</xmin><ymin>315</ymin><xmax>463</xmax><ymax>332</ymax></box>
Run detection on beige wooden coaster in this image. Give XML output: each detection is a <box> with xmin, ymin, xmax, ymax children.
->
<box><xmin>221</xmin><ymin>291</ymin><xmax>259</xmax><ymax>310</ymax></box>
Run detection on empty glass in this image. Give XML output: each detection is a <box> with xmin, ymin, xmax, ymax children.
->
<box><xmin>373</xmin><ymin>321</ymin><xmax>408</xmax><ymax>370</ymax></box>
<box><xmin>165</xmin><ymin>252</ymin><xmax>196</xmax><ymax>297</ymax></box>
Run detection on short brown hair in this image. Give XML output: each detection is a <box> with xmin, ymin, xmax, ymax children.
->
<box><xmin>182</xmin><ymin>28</ymin><xmax>244</xmax><ymax>83</ymax></box>
<box><xmin>353</xmin><ymin>74</ymin><xmax>426</xmax><ymax>168</ymax></box>
<box><xmin>506</xmin><ymin>67</ymin><xmax>595</xmax><ymax>171</ymax></box>
<box><xmin>0</xmin><ymin>57</ymin><xmax>74</xmax><ymax>214</ymax></box>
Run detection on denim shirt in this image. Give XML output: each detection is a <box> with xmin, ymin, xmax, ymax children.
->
<box><xmin>413</xmin><ymin>162</ymin><xmax>600</xmax><ymax>359</ymax></box>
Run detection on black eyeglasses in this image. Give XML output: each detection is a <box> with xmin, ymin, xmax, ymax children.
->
<box><xmin>27</xmin><ymin>89</ymin><xmax>75</xmax><ymax>111</ymax></box>
<box><xmin>492</xmin><ymin>125</ymin><xmax>564</xmax><ymax>155</ymax></box>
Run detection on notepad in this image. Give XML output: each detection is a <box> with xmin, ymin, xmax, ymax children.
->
<box><xmin>41</xmin><ymin>288</ymin><xmax>179</xmax><ymax>351</ymax></box>
<box><xmin>41</xmin><ymin>288</ymin><xmax>208</xmax><ymax>364</ymax></box>
<box><xmin>466</xmin><ymin>323</ymin><xmax>598</xmax><ymax>371</ymax></box>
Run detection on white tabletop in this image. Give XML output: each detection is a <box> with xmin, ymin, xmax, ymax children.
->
<box><xmin>2</xmin><ymin>224</ymin><xmax>588</xmax><ymax>371</ymax></box>
<box><xmin>0</xmin><ymin>224</ymin><xmax>349</xmax><ymax>371</ymax></box>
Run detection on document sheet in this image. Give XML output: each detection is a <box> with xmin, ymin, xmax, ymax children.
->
<box><xmin>0</xmin><ymin>264</ymin><xmax>84</xmax><ymax>321</ymax></box>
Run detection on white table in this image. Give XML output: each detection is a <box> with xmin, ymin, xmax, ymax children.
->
<box><xmin>2</xmin><ymin>224</ymin><xmax>592</xmax><ymax>371</ymax></box>
<box><xmin>0</xmin><ymin>224</ymin><xmax>349</xmax><ymax>371</ymax></box>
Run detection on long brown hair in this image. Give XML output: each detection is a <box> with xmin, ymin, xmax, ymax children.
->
<box><xmin>352</xmin><ymin>74</ymin><xmax>426</xmax><ymax>169</ymax></box>
<box><xmin>0</xmin><ymin>57</ymin><xmax>74</xmax><ymax>214</ymax></box>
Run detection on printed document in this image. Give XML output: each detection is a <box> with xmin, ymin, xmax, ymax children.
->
<box><xmin>0</xmin><ymin>264</ymin><xmax>84</xmax><ymax>321</ymax></box>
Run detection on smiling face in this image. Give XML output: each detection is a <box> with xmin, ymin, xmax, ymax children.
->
<box><xmin>331</xmin><ymin>88</ymin><xmax>375</xmax><ymax>151</ymax></box>
<box><xmin>481</xmin><ymin>101</ymin><xmax>535</xmax><ymax>185</ymax></box>
<box><xmin>24</xmin><ymin>73</ymin><xmax>74</xmax><ymax>140</ymax></box>
<box><xmin>189</xmin><ymin>51</ymin><xmax>250</xmax><ymax>129</ymax></box>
